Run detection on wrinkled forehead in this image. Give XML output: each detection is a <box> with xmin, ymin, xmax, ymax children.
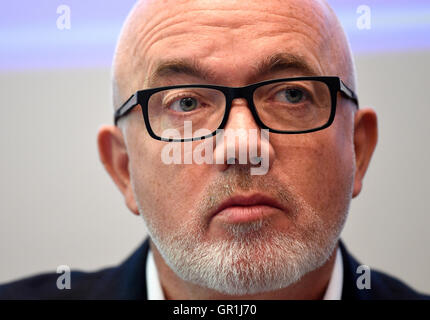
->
<box><xmin>115</xmin><ymin>0</ymin><xmax>339</xmax><ymax>99</ymax></box>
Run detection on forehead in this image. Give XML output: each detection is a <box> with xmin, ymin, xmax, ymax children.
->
<box><xmin>127</xmin><ymin>0</ymin><xmax>334</xmax><ymax>87</ymax></box>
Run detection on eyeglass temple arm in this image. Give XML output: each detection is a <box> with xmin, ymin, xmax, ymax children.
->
<box><xmin>340</xmin><ymin>80</ymin><xmax>359</xmax><ymax>108</ymax></box>
<box><xmin>114</xmin><ymin>94</ymin><xmax>138</xmax><ymax>125</ymax></box>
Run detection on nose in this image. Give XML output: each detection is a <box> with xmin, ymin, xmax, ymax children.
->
<box><xmin>213</xmin><ymin>98</ymin><xmax>275</xmax><ymax>175</ymax></box>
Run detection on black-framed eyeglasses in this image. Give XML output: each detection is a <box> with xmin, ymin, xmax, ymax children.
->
<box><xmin>114</xmin><ymin>76</ymin><xmax>358</xmax><ymax>142</ymax></box>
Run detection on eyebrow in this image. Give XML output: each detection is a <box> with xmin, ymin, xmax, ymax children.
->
<box><xmin>254</xmin><ymin>53</ymin><xmax>320</xmax><ymax>80</ymax></box>
<box><xmin>146</xmin><ymin>53</ymin><xmax>320</xmax><ymax>87</ymax></box>
<box><xmin>146</xmin><ymin>58</ymin><xmax>214</xmax><ymax>87</ymax></box>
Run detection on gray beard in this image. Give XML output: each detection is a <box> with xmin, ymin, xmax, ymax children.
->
<box><xmin>136</xmin><ymin>166</ymin><xmax>351</xmax><ymax>295</ymax></box>
<box><xmin>142</xmin><ymin>194</ymin><xmax>347</xmax><ymax>296</ymax></box>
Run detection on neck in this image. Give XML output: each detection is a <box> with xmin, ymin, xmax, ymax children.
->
<box><xmin>149</xmin><ymin>240</ymin><xmax>339</xmax><ymax>300</ymax></box>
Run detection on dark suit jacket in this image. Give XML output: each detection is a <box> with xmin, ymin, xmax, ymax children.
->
<box><xmin>0</xmin><ymin>239</ymin><xmax>428</xmax><ymax>299</ymax></box>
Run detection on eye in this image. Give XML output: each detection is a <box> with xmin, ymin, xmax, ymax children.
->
<box><xmin>275</xmin><ymin>88</ymin><xmax>305</xmax><ymax>104</ymax></box>
<box><xmin>180</xmin><ymin>97</ymin><xmax>198</xmax><ymax>111</ymax></box>
<box><xmin>170</xmin><ymin>97</ymin><xmax>200</xmax><ymax>112</ymax></box>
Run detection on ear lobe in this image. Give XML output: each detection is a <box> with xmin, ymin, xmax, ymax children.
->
<box><xmin>352</xmin><ymin>108</ymin><xmax>378</xmax><ymax>198</ymax></box>
<box><xmin>97</xmin><ymin>125</ymin><xmax>139</xmax><ymax>215</ymax></box>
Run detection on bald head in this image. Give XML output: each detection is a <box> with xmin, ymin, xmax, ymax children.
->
<box><xmin>112</xmin><ymin>0</ymin><xmax>356</xmax><ymax>110</ymax></box>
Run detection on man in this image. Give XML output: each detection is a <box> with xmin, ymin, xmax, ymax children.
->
<box><xmin>0</xmin><ymin>0</ymin><xmax>428</xmax><ymax>300</ymax></box>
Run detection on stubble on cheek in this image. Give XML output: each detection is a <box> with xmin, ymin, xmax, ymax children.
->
<box><xmin>283</xmin><ymin>131</ymin><xmax>355</xmax><ymax>229</ymax></box>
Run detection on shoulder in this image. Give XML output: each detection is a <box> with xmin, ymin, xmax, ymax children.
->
<box><xmin>339</xmin><ymin>240</ymin><xmax>430</xmax><ymax>300</ymax></box>
<box><xmin>0</xmin><ymin>239</ymin><xmax>150</xmax><ymax>300</ymax></box>
<box><xmin>369</xmin><ymin>268</ymin><xmax>430</xmax><ymax>300</ymax></box>
<box><xmin>0</xmin><ymin>268</ymin><xmax>114</xmax><ymax>299</ymax></box>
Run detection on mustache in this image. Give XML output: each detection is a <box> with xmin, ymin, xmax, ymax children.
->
<box><xmin>195</xmin><ymin>166</ymin><xmax>300</xmax><ymax>221</ymax></box>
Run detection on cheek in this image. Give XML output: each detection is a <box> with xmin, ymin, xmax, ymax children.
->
<box><xmin>311</xmin><ymin>135</ymin><xmax>354</xmax><ymax>212</ymax></box>
<box><xmin>272</xmin><ymin>126</ymin><xmax>354</xmax><ymax>220</ymax></box>
<box><xmin>127</xmin><ymin>134</ymin><xmax>206</xmax><ymax>230</ymax></box>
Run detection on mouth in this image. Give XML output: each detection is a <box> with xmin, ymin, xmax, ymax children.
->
<box><xmin>211</xmin><ymin>193</ymin><xmax>285</xmax><ymax>224</ymax></box>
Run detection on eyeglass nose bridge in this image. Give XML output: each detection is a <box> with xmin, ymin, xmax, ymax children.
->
<box><xmin>226</xmin><ymin>85</ymin><xmax>254</xmax><ymax>102</ymax></box>
<box><xmin>221</xmin><ymin>85</ymin><xmax>269</xmax><ymax>131</ymax></box>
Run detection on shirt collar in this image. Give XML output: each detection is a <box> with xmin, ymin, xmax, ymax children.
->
<box><xmin>146</xmin><ymin>249</ymin><xmax>165</xmax><ymax>300</ymax></box>
<box><xmin>322</xmin><ymin>246</ymin><xmax>343</xmax><ymax>300</ymax></box>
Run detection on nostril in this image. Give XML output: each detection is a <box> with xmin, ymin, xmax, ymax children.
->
<box><xmin>227</xmin><ymin>157</ymin><xmax>237</xmax><ymax>164</ymax></box>
<box><xmin>226</xmin><ymin>156</ymin><xmax>261</xmax><ymax>165</ymax></box>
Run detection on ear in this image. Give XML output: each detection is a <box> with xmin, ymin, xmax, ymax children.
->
<box><xmin>97</xmin><ymin>125</ymin><xmax>139</xmax><ymax>215</ymax></box>
<box><xmin>352</xmin><ymin>108</ymin><xmax>378</xmax><ymax>198</ymax></box>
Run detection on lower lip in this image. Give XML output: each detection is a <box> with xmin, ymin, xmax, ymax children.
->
<box><xmin>214</xmin><ymin>205</ymin><xmax>280</xmax><ymax>223</ymax></box>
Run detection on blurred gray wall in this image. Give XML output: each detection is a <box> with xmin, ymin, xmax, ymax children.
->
<box><xmin>0</xmin><ymin>51</ymin><xmax>429</xmax><ymax>293</ymax></box>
